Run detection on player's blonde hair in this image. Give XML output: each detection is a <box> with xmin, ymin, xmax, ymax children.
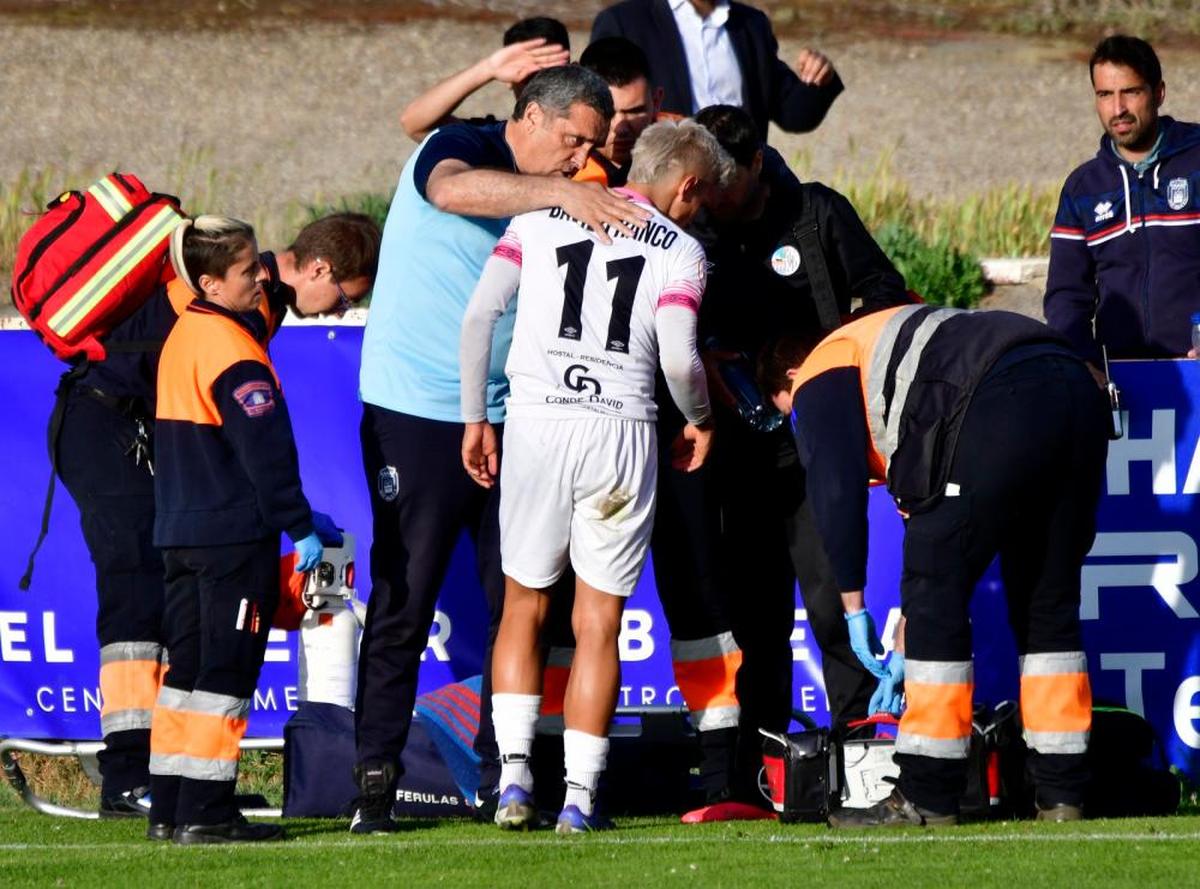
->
<box><xmin>627</xmin><ymin>119</ymin><xmax>736</xmax><ymax>189</ymax></box>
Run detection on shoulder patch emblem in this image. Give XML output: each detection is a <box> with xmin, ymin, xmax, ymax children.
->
<box><xmin>1168</xmin><ymin>177</ymin><xmax>1190</xmax><ymax>211</ymax></box>
<box><xmin>378</xmin><ymin>465</ymin><xmax>400</xmax><ymax>502</ymax></box>
<box><xmin>771</xmin><ymin>245</ymin><xmax>802</xmax><ymax>277</ymax></box>
<box><xmin>232</xmin><ymin>381</ymin><xmax>275</xmax><ymax>417</ymax></box>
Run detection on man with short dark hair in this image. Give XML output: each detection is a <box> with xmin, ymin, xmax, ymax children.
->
<box><xmin>400</xmin><ymin>17</ymin><xmax>571</xmax><ymax>142</ymax></box>
<box><xmin>1046</xmin><ymin>34</ymin><xmax>1200</xmax><ymax>363</ymax></box>
<box><xmin>352</xmin><ymin>65</ymin><xmax>650</xmax><ymax>834</ymax></box>
<box><xmin>576</xmin><ymin>37</ymin><xmax>664</xmax><ymax>186</ymax></box>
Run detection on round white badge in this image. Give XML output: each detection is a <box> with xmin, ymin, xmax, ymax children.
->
<box><xmin>771</xmin><ymin>245</ymin><xmax>801</xmax><ymax>277</ymax></box>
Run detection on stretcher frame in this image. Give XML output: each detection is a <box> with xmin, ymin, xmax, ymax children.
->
<box><xmin>0</xmin><ymin>735</ymin><xmax>285</xmax><ymax>819</ymax></box>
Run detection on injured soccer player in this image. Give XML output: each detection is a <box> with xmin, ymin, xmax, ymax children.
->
<box><xmin>458</xmin><ymin>119</ymin><xmax>733</xmax><ymax>833</ymax></box>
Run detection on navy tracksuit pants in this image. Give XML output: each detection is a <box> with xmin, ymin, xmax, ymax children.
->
<box><xmin>355</xmin><ymin>404</ymin><xmax>505</xmax><ymax>795</ymax></box>
<box><xmin>56</xmin><ymin>387</ymin><xmax>165</xmax><ymax>798</ymax></box>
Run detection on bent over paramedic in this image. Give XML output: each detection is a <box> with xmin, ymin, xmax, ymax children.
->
<box><xmin>759</xmin><ymin>305</ymin><xmax>1110</xmax><ymax>826</ymax></box>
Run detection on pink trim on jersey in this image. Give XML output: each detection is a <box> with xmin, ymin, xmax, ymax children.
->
<box><xmin>612</xmin><ymin>186</ymin><xmax>655</xmax><ymax>208</ymax></box>
<box><xmin>492</xmin><ymin>232</ymin><xmax>522</xmax><ymax>267</ymax></box>
<box><xmin>657</xmin><ymin>280</ymin><xmax>702</xmax><ymax>313</ymax></box>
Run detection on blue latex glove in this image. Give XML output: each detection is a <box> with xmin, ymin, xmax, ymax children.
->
<box><xmin>845</xmin><ymin>610</ymin><xmax>888</xmax><ymax>679</ymax></box>
<box><xmin>311</xmin><ymin>511</ymin><xmax>344</xmax><ymax>548</ymax></box>
<box><xmin>869</xmin><ymin>652</ymin><xmax>906</xmax><ymax>717</ymax></box>
<box><xmin>293</xmin><ymin>532</ymin><xmax>323</xmax><ymax>573</ymax></box>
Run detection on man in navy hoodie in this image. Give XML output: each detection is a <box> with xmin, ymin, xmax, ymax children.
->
<box><xmin>1045</xmin><ymin>35</ymin><xmax>1200</xmax><ymax>366</ymax></box>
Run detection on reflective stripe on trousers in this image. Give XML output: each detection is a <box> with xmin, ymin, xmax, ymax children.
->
<box><xmin>671</xmin><ymin>631</ymin><xmax>742</xmax><ymax>731</ymax></box>
<box><xmin>149</xmin><ymin>686</ymin><xmax>249</xmax><ymax>782</ymax></box>
<box><xmin>896</xmin><ymin>659</ymin><xmax>973</xmax><ymax>760</ymax></box>
<box><xmin>99</xmin><ymin>641</ymin><xmax>164</xmax><ymax>735</ymax></box>
<box><xmin>1020</xmin><ymin>651</ymin><xmax>1091</xmax><ymax>754</ymax></box>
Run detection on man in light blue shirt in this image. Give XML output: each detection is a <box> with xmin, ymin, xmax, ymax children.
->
<box><xmin>351</xmin><ymin>65</ymin><xmax>650</xmax><ymax>835</ymax></box>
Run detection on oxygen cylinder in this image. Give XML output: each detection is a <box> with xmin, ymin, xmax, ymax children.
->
<box><xmin>298</xmin><ymin>597</ymin><xmax>362</xmax><ymax>708</ymax></box>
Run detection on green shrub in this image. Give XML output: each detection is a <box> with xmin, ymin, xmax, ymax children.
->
<box><xmin>303</xmin><ymin>191</ymin><xmax>392</xmax><ymax>231</ymax></box>
<box><xmin>874</xmin><ymin>222</ymin><xmax>987</xmax><ymax>309</ymax></box>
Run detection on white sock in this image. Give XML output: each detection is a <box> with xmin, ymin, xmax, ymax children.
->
<box><xmin>562</xmin><ymin>728</ymin><xmax>609</xmax><ymax>816</ymax></box>
<box><xmin>492</xmin><ymin>692</ymin><xmax>541</xmax><ymax>791</ymax></box>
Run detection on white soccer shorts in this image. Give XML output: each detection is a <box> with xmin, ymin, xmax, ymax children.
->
<box><xmin>499</xmin><ymin>415</ymin><xmax>657</xmax><ymax>597</ymax></box>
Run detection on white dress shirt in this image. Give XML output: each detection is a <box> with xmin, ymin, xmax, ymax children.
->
<box><xmin>668</xmin><ymin>0</ymin><xmax>745</xmax><ymax>113</ymax></box>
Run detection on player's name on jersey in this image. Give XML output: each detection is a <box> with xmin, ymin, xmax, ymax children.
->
<box><xmin>548</xmin><ymin>206</ymin><xmax>680</xmax><ymax>250</ymax></box>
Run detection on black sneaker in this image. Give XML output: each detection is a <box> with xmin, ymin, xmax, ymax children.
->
<box><xmin>828</xmin><ymin>788</ymin><xmax>959</xmax><ymax>829</ymax></box>
<box><xmin>173</xmin><ymin>814</ymin><xmax>284</xmax><ymax>845</ymax></box>
<box><xmin>349</xmin><ymin>760</ymin><xmax>398</xmax><ymax>835</ymax></box>
<box><xmin>99</xmin><ymin>786</ymin><xmax>151</xmax><ymax>819</ymax></box>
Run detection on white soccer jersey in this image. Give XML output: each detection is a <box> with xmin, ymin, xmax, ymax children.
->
<box><xmin>461</xmin><ymin>189</ymin><xmax>709</xmax><ymax>424</ymax></box>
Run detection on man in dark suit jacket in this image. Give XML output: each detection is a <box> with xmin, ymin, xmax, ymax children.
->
<box><xmin>591</xmin><ymin>0</ymin><xmax>842</xmax><ymax>140</ymax></box>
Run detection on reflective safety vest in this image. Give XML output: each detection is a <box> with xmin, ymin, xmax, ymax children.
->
<box><xmin>791</xmin><ymin>305</ymin><xmax>1067</xmax><ymax>513</ymax></box>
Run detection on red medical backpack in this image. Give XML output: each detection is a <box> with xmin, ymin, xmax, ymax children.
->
<box><xmin>11</xmin><ymin>172</ymin><xmax>185</xmax><ymax>362</ymax></box>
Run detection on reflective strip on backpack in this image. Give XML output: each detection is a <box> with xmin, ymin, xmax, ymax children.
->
<box><xmin>45</xmin><ymin>203</ymin><xmax>182</xmax><ymax>337</ymax></box>
<box><xmin>87</xmin><ymin>176</ymin><xmax>134</xmax><ymax>221</ymax></box>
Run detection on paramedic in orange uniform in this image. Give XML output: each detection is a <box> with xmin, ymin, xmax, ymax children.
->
<box><xmin>147</xmin><ymin>216</ymin><xmax>323</xmax><ymax>844</ymax></box>
<box><xmin>760</xmin><ymin>305</ymin><xmax>1108</xmax><ymax>826</ymax></box>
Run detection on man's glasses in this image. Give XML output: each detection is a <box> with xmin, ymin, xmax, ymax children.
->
<box><xmin>321</xmin><ymin>258</ymin><xmax>353</xmax><ymax>317</ymax></box>
<box><xmin>332</xmin><ymin>277</ymin><xmax>353</xmax><ymax>318</ymax></box>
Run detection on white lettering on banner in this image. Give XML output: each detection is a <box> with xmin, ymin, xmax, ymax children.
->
<box><xmin>617</xmin><ymin>685</ymin><xmax>680</xmax><ymax>707</ymax></box>
<box><xmin>619</xmin><ymin>609</ymin><xmax>654</xmax><ymax>662</ymax></box>
<box><xmin>1187</xmin><ymin>436</ymin><xmax>1200</xmax><ymax>495</ymax></box>
<box><xmin>791</xmin><ymin>609</ymin><xmax>810</xmax><ymax>661</ymax></box>
<box><xmin>0</xmin><ymin>612</ymin><xmax>31</xmax><ymax>662</ymax></box>
<box><xmin>263</xmin><ymin>628</ymin><xmax>290</xmax><ymax>663</ymax></box>
<box><xmin>1175</xmin><ymin>676</ymin><xmax>1200</xmax><ymax>749</ymax></box>
<box><xmin>33</xmin><ymin>686</ymin><xmax>102</xmax><ymax>714</ymax></box>
<box><xmin>43</xmin><ymin>613</ymin><xmax>73</xmax><ymax>663</ymax></box>
<box><xmin>799</xmin><ymin>686</ymin><xmax>818</xmax><ymax>712</ymax></box>
<box><xmin>1100</xmin><ymin>652</ymin><xmax>1166</xmax><ymax>717</ymax></box>
<box><xmin>0</xmin><ymin>611</ymin><xmax>78</xmax><ymax>663</ymax></box>
<box><xmin>252</xmin><ymin>686</ymin><xmax>301</xmax><ymax>712</ymax></box>
<box><xmin>1107</xmin><ymin>409</ymin><xmax>1176</xmax><ymax>495</ymax></box>
<box><xmin>255</xmin><ymin>687</ymin><xmax>277</xmax><ymax>711</ymax></box>
<box><xmin>421</xmin><ymin>610</ymin><xmax>452</xmax><ymax>662</ymax></box>
<box><xmin>1081</xmin><ymin>532</ymin><xmax>1199</xmax><ymax>620</ymax></box>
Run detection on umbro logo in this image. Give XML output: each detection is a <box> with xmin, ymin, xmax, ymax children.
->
<box><xmin>1094</xmin><ymin>201</ymin><xmax>1114</xmax><ymax>222</ymax></box>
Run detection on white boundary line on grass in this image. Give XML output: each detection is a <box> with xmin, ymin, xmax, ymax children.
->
<box><xmin>1</xmin><ymin>831</ymin><xmax>1198</xmax><ymax>851</ymax></box>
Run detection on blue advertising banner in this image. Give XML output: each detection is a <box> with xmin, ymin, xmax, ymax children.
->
<box><xmin>0</xmin><ymin>325</ymin><xmax>1196</xmax><ymax>783</ymax></box>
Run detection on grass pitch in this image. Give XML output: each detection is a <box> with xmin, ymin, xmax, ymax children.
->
<box><xmin>0</xmin><ymin>798</ymin><xmax>1196</xmax><ymax>888</ymax></box>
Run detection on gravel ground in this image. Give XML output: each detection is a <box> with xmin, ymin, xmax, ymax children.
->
<box><xmin>2</xmin><ymin>18</ymin><xmax>1198</xmax><ymax>312</ymax></box>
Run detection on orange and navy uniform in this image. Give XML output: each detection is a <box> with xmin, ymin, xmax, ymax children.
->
<box><xmin>788</xmin><ymin>305</ymin><xmax>1101</xmax><ymax>812</ymax></box>
<box><xmin>149</xmin><ymin>288</ymin><xmax>311</xmax><ymax>826</ymax></box>
<box><xmin>154</xmin><ymin>298</ymin><xmax>312</xmax><ymax>547</ymax></box>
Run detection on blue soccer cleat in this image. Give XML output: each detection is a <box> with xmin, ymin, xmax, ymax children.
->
<box><xmin>554</xmin><ymin>804</ymin><xmax>614</xmax><ymax>835</ymax></box>
<box><xmin>494</xmin><ymin>784</ymin><xmax>537</xmax><ymax>831</ymax></box>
